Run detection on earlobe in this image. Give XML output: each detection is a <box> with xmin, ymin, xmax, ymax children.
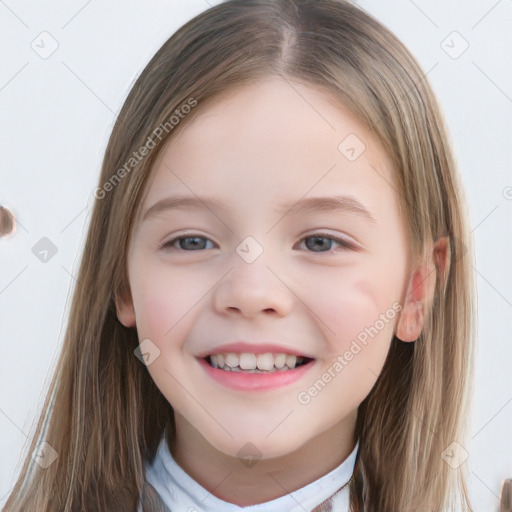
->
<box><xmin>395</xmin><ymin>267</ymin><xmax>434</xmax><ymax>342</ymax></box>
<box><xmin>395</xmin><ymin>236</ymin><xmax>450</xmax><ymax>342</ymax></box>
<box><xmin>114</xmin><ymin>287</ymin><xmax>136</xmax><ymax>328</ymax></box>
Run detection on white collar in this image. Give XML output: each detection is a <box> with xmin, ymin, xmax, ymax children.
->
<box><xmin>142</xmin><ymin>431</ymin><xmax>359</xmax><ymax>512</ymax></box>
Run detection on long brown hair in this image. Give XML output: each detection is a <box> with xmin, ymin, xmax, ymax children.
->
<box><xmin>3</xmin><ymin>1</ymin><xmax>476</xmax><ymax>510</ymax></box>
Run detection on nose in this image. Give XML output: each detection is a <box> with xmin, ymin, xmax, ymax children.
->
<box><xmin>212</xmin><ymin>250</ymin><xmax>294</xmax><ymax>319</ymax></box>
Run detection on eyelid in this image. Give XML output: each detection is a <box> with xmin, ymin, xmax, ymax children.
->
<box><xmin>299</xmin><ymin>231</ymin><xmax>359</xmax><ymax>250</ymax></box>
<box><xmin>158</xmin><ymin>232</ymin><xmax>217</xmax><ymax>250</ymax></box>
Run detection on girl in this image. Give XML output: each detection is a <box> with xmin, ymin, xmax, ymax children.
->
<box><xmin>3</xmin><ymin>0</ymin><xmax>476</xmax><ymax>511</ymax></box>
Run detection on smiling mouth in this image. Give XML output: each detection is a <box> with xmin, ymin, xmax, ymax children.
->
<box><xmin>204</xmin><ymin>352</ymin><xmax>315</xmax><ymax>373</ymax></box>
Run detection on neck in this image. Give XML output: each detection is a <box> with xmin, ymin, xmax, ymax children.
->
<box><xmin>167</xmin><ymin>411</ymin><xmax>357</xmax><ymax>507</ymax></box>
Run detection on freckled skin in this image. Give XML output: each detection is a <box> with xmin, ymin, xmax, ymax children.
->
<box><xmin>117</xmin><ymin>77</ymin><xmax>436</xmax><ymax>506</ymax></box>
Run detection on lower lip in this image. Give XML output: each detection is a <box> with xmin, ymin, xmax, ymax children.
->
<box><xmin>197</xmin><ymin>357</ymin><xmax>315</xmax><ymax>391</ymax></box>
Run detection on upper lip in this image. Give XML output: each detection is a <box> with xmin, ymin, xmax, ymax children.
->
<box><xmin>196</xmin><ymin>341</ymin><xmax>314</xmax><ymax>359</ymax></box>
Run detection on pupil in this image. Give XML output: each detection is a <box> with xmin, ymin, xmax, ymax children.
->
<box><xmin>306</xmin><ymin>236</ymin><xmax>331</xmax><ymax>252</ymax></box>
<box><xmin>180</xmin><ymin>237</ymin><xmax>206</xmax><ymax>250</ymax></box>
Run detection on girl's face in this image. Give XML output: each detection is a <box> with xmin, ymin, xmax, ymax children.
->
<box><xmin>119</xmin><ymin>77</ymin><xmax>411</xmax><ymax>460</ymax></box>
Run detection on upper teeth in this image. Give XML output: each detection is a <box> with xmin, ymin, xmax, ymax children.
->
<box><xmin>209</xmin><ymin>353</ymin><xmax>305</xmax><ymax>371</ymax></box>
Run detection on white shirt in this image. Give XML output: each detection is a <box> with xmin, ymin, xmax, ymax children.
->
<box><xmin>138</xmin><ymin>431</ymin><xmax>359</xmax><ymax>512</ymax></box>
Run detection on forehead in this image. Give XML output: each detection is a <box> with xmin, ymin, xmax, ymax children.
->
<box><xmin>140</xmin><ymin>77</ymin><xmax>398</xmax><ymax>222</ymax></box>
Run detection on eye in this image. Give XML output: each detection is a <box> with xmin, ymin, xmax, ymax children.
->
<box><xmin>159</xmin><ymin>233</ymin><xmax>356</xmax><ymax>253</ymax></box>
<box><xmin>298</xmin><ymin>233</ymin><xmax>355</xmax><ymax>253</ymax></box>
<box><xmin>160</xmin><ymin>235</ymin><xmax>215</xmax><ymax>251</ymax></box>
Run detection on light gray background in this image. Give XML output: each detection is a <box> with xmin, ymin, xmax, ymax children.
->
<box><xmin>1</xmin><ymin>1</ymin><xmax>511</xmax><ymax>510</ymax></box>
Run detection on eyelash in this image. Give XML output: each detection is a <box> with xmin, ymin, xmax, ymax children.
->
<box><xmin>158</xmin><ymin>233</ymin><xmax>356</xmax><ymax>253</ymax></box>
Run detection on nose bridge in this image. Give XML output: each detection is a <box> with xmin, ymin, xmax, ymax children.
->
<box><xmin>230</xmin><ymin>239</ymin><xmax>276</xmax><ymax>293</ymax></box>
<box><xmin>213</xmin><ymin>237</ymin><xmax>293</xmax><ymax>317</ymax></box>
<box><xmin>235</xmin><ymin>234</ymin><xmax>267</xmax><ymax>266</ymax></box>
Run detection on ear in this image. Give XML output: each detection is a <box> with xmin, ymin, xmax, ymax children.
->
<box><xmin>114</xmin><ymin>285</ymin><xmax>136</xmax><ymax>328</ymax></box>
<box><xmin>395</xmin><ymin>236</ymin><xmax>450</xmax><ymax>342</ymax></box>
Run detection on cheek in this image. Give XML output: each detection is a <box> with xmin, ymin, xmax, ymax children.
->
<box><xmin>307</xmin><ymin>271</ymin><xmax>398</xmax><ymax>357</ymax></box>
<box><xmin>297</xmin><ymin>275</ymin><xmax>398</xmax><ymax>424</ymax></box>
<box><xmin>132</xmin><ymin>265</ymin><xmax>207</xmax><ymax>340</ymax></box>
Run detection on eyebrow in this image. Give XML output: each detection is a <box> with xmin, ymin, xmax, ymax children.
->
<box><xmin>142</xmin><ymin>194</ymin><xmax>378</xmax><ymax>225</ymax></box>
